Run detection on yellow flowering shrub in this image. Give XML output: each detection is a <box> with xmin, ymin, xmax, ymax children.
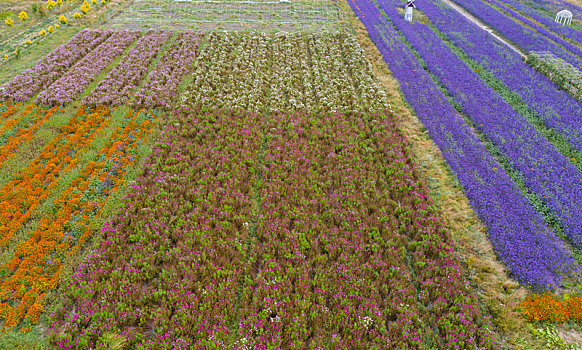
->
<box><xmin>3</xmin><ymin>55</ymin><xmax>8</xmax><ymax>61</ymax></box>
<box><xmin>18</xmin><ymin>11</ymin><xmax>28</xmax><ymax>21</ymax></box>
<box><xmin>47</xmin><ymin>0</ymin><xmax>57</xmax><ymax>11</ymax></box>
<box><xmin>47</xmin><ymin>26</ymin><xmax>54</xmax><ymax>33</ymax></box>
<box><xmin>58</xmin><ymin>15</ymin><xmax>68</xmax><ymax>24</ymax></box>
<box><xmin>57</xmin><ymin>0</ymin><xmax>63</xmax><ymax>6</ymax></box>
<box><xmin>39</xmin><ymin>29</ymin><xmax>47</xmax><ymax>37</ymax></box>
<box><xmin>5</xmin><ymin>17</ymin><xmax>14</xmax><ymax>27</ymax></box>
<box><xmin>73</xmin><ymin>12</ymin><xmax>82</xmax><ymax>19</ymax></box>
<box><xmin>25</xmin><ymin>40</ymin><xmax>32</xmax><ymax>45</ymax></box>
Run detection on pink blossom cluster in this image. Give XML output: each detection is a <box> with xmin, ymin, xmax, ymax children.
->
<box><xmin>0</xmin><ymin>30</ymin><xmax>110</xmax><ymax>102</ymax></box>
<box><xmin>133</xmin><ymin>31</ymin><xmax>203</xmax><ymax>109</ymax></box>
<box><xmin>36</xmin><ymin>30</ymin><xmax>141</xmax><ymax>106</ymax></box>
<box><xmin>83</xmin><ymin>31</ymin><xmax>172</xmax><ymax>106</ymax></box>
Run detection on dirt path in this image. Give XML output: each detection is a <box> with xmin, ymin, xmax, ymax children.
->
<box><xmin>441</xmin><ymin>0</ymin><xmax>527</xmax><ymax>58</ymax></box>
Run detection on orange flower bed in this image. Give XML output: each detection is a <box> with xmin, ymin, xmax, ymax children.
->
<box><xmin>0</xmin><ymin>104</ymin><xmax>60</xmax><ymax>167</ymax></box>
<box><xmin>0</xmin><ymin>106</ymin><xmax>110</xmax><ymax>251</ymax></box>
<box><xmin>0</xmin><ymin>102</ymin><xmax>18</xmax><ymax>125</ymax></box>
<box><xmin>520</xmin><ymin>293</ymin><xmax>582</xmax><ymax>323</ymax></box>
<box><xmin>0</xmin><ymin>108</ymin><xmax>156</xmax><ymax>330</ymax></box>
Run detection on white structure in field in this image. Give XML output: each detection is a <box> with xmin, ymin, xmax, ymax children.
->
<box><xmin>405</xmin><ymin>0</ymin><xmax>416</xmax><ymax>23</ymax></box>
<box><xmin>555</xmin><ymin>10</ymin><xmax>573</xmax><ymax>26</ymax></box>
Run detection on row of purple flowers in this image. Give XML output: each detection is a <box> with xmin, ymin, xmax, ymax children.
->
<box><xmin>450</xmin><ymin>0</ymin><xmax>582</xmax><ymax>68</ymax></box>
<box><xmin>83</xmin><ymin>31</ymin><xmax>172</xmax><ymax>106</ymax></box>
<box><xmin>484</xmin><ymin>0</ymin><xmax>582</xmax><ymax>57</ymax></box>
<box><xmin>36</xmin><ymin>30</ymin><xmax>141</xmax><ymax>106</ymax></box>
<box><xmin>535</xmin><ymin>0</ymin><xmax>582</xmax><ymax>20</ymax></box>
<box><xmin>133</xmin><ymin>31</ymin><xmax>203</xmax><ymax>110</ymax></box>
<box><xmin>0</xmin><ymin>30</ymin><xmax>110</xmax><ymax>102</ymax></box>
<box><xmin>348</xmin><ymin>0</ymin><xmax>577</xmax><ymax>289</ymax></box>
<box><xmin>494</xmin><ymin>0</ymin><xmax>582</xmax><ymax>45</ymax></box>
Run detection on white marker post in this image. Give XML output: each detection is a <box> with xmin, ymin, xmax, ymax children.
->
<box><xmin>405</xmin><ymin>0</ymin><xmax>416</xmax><ymax>23</ymax></box>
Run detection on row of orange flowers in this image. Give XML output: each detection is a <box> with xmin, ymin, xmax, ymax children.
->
<box><xmin>520</xmin><ymin>293</ymin><xmax>582</xmax><ymax>323</ymax></box>
<box><xmin>0</xmin><ymin>105</ymin><xmax>110</xmax><ymax>252</ymax></box>
<box><xmin>0</xmin><ymin>102</ymin><xmax>18</xmax><ymax>127</ymax></box>
<box><xmin>0</xmin><ymin>107</ymin><xmax>156</xmax><ymax>331</ymax></box>
<box><xmin>0</xmin><ymin>104</ymin><xmax>59</xmax><ymax>167</ymax></box>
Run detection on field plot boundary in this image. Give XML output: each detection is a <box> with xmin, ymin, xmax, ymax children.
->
<box><xmin>101</xmin><ymin>0</ymin><xmax>345</xmax><ymax>32</ymax></box>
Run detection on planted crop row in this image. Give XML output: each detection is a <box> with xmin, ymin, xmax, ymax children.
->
<box><xmin>49</xmin><ymin>108</ymin><xmax>263</xmax><ymax>349</ymax></box>
<box><xmin>181</xmin><ymin>32</ymin><xmax>388</xmax><ymax>114</ymax></box>
<box><xmin>348</xmin><ymin>0</ymin><xmax>577</xmax><ymax>288</ymax></box>
<box><xmin>36</xmin><ymin>30</ymin><xmax>141</xmax><ymax>106</ymax></box>
<box><xmin>450</xmin><ymin>0</ymin><xmax>582</xmax><ymax>67</ymax></box>
<box><xmin>0</xmin><ymin>104</ymin><xmax>59</xmax><ymax>168</ymax></box>
<box><xmin>0</xmin><ymin>30</ymin><xmax>110</xmax><ymax>102</ymax></box>
<box><xmin>83</xmin><ymin>31</ymin><xmax>172</xmax><ymax>106</ymax></box>
<box><xmin>420</xmin><ymin>0</ymin><xmax>582</xmax><ymax>154</ymax></box>
<box><xmin>184</xmin><ymin>32</ymin><xmax>272</xmax><ymax>113</ymax></box>
<box><xmin>133</xmin><ymin>31</ymin><xmax>202</xmax><ymax>110</ymax></box>
<box><xmin>0</xmin><ymin>107</ymin><xmax>157</xmax><ymax>331</ymax></box>
<box><xmin>0</xmin><ymin>102</ymin><xmax>17</xmax><ymax>123</ymax></box>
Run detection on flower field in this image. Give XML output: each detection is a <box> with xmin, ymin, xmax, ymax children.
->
<box><xmin>0</xmin><ymin>103</ymin><xmax>160</xmax><ymax>334</ymax></box>
<box><xmin>485</xmin><ymin>0</ymin><xmax>582</xmax><ymax>48</ymax></box>
<box><xmin>349</xmin><ymin>0</ymin><xmax>582</xmax><ymax>341</ymax></box>
<box><xmin>0</xmin><ymin>0</ymin><xmax>117</xmax><ymax>64</ymax></box>
<box><xmin>83</xmin><ymin>31</ymin><xmax>172</xmax><ymax>106</ymax></box>
<box><xmin>419</xmin><ymin>0</ymin><xmax>582</xmax><ymax>154</ymax></box>
<box><xmin>449</xmin><ymin>0</ymin><xmax>582</xmax><ymax>67</ymax></box>
<box><xmin>0</xmin><ymin>0</ymin><xmax>581</xmax><ymax>346</ymax></box>
<box><xmin>47</xmin><ymin>108</ymin><xmax>497</xmax><ymax>349</ymax></box>
<box><xmin>181</xmin><ymin>32</ymin><xmax>388</xmax><ymax>114</ymax></box>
